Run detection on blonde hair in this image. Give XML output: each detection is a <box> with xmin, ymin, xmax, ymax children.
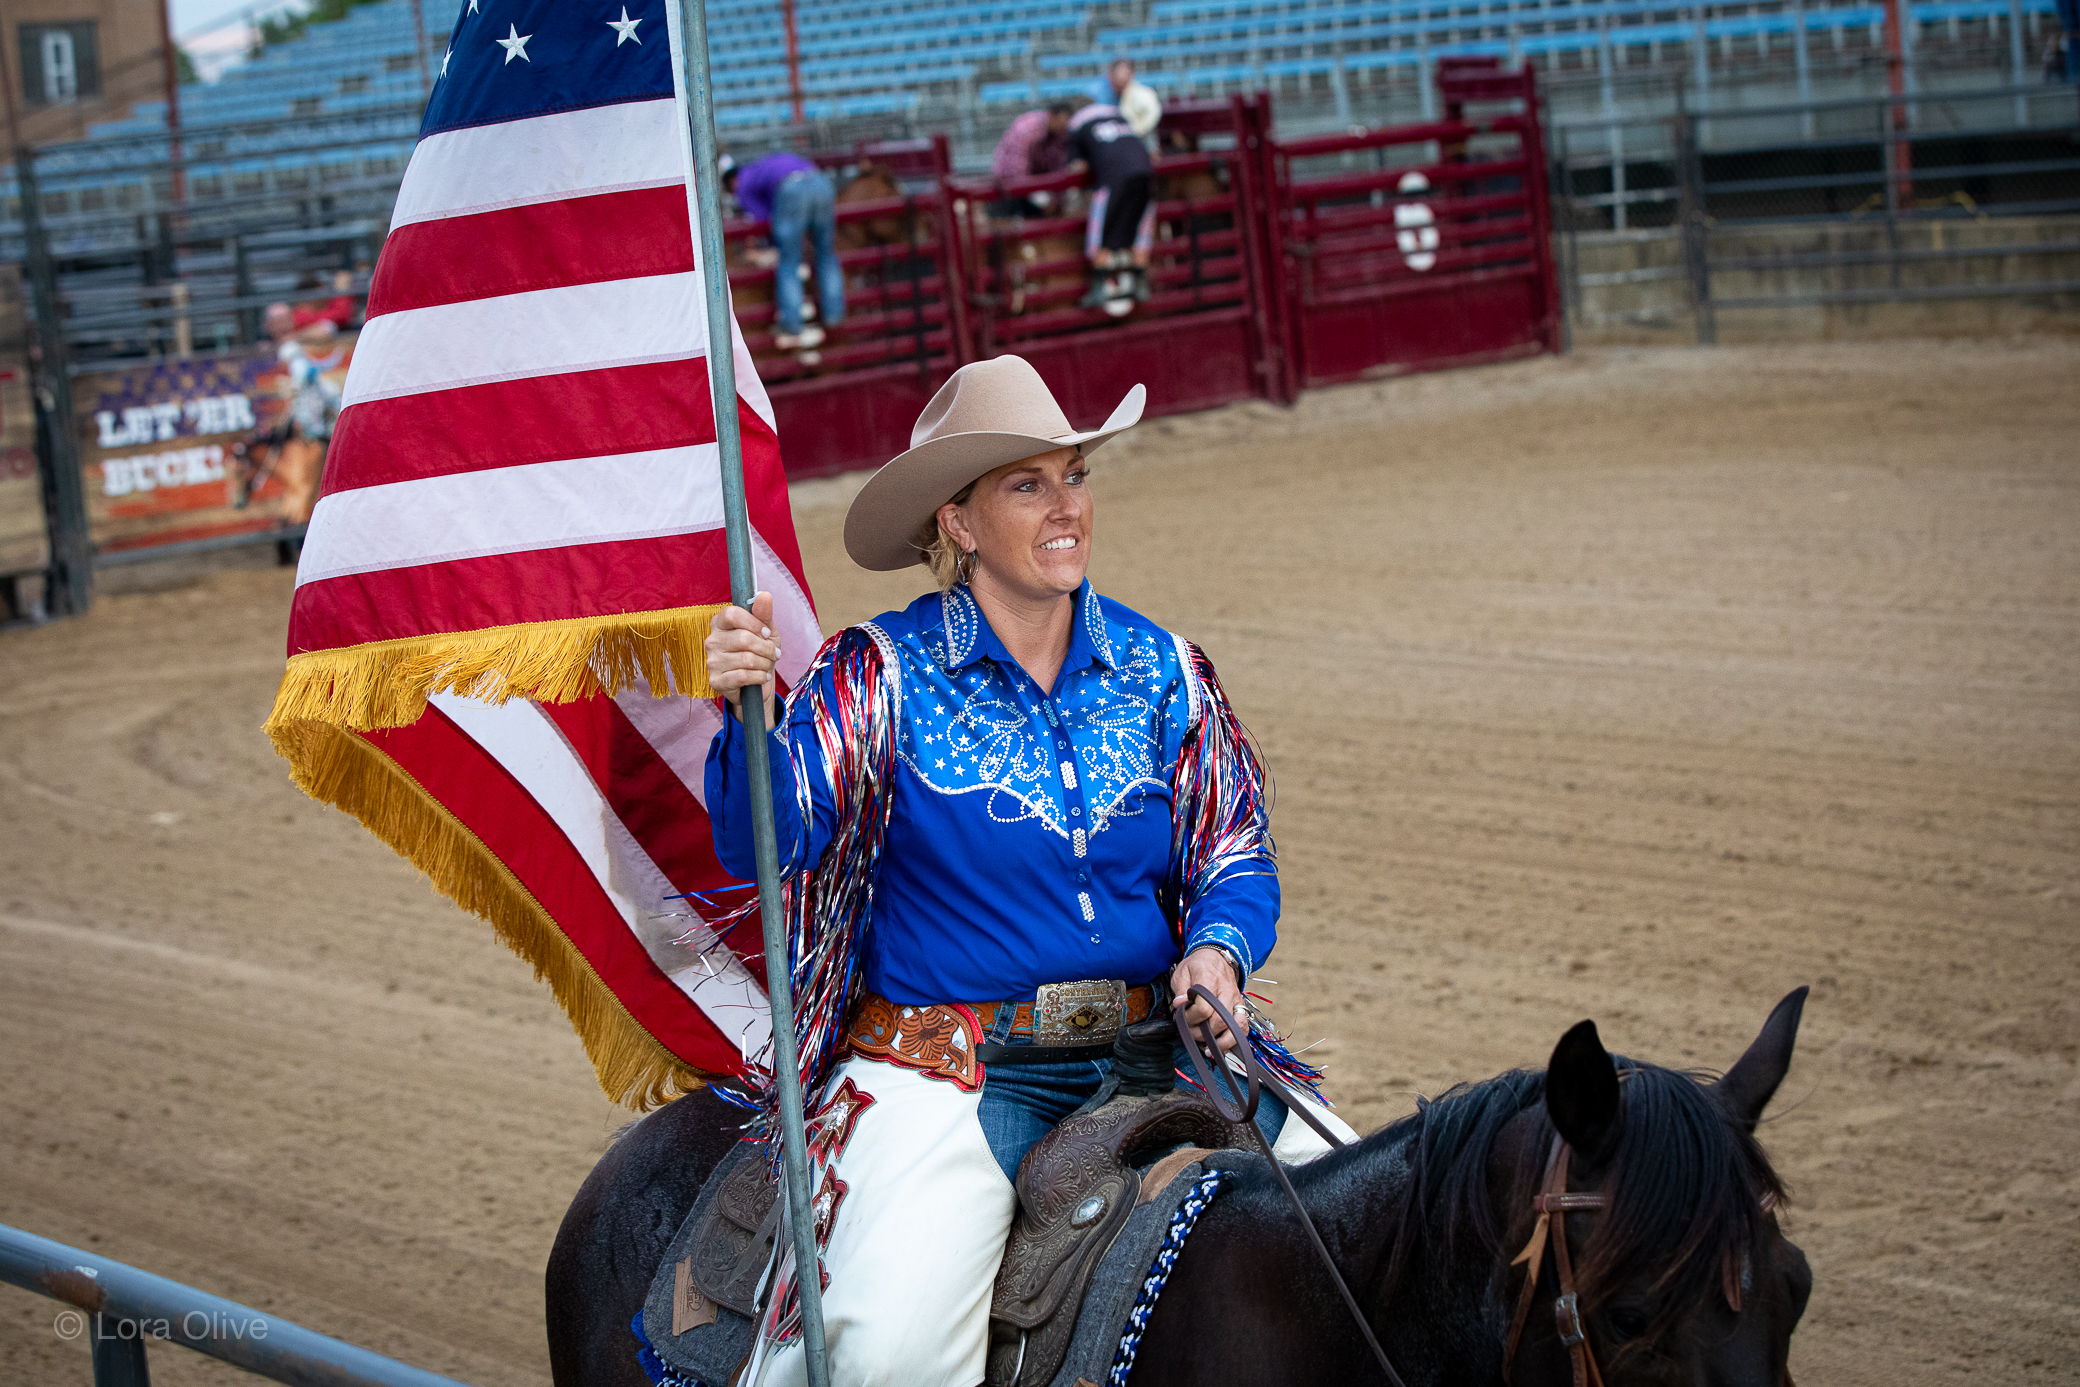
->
<box><xmin>912</xmin><ymin>478</ymin><xmax>978</xmax><ymax>590</ymax></box>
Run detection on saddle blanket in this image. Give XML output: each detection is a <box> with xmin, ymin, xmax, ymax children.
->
<box><xmin>630</xmin><ymin>1148</ymin><xmax>1239</xmax><ymax>1387</ymax></box>
<box><xmin>634</xmin><ymin>1140</ymin><xmax>764</xmax><ymax>1387</ymax></box>
<box><xmin>1032</xmin><ymin>1161</ymin><xmax>1228</xmax><ymax>1387</ymax></box>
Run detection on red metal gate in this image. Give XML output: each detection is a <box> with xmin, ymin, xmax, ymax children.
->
<box><xmin>1262</xmin><ymin>61</ymin><xmax>1561</xmax><ymax>394</ymax></box>
<box><xmin>726</xmin><ymin>72</ymin><xmax>1560</xmax><ymax>480</ymax></box>
<box><xmin>945</xmin><ymin>97</ymin><xmax>1282</xmax><ymax>433</ymax></box>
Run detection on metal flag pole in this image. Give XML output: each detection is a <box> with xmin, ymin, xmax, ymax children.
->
<box><xmin>670</xmin><ymin>1</ymin><xmax>832</xmax><ymax>1382</ymax></box>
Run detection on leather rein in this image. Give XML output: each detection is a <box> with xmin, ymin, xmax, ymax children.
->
<box><xmin>1179</xmin><ymin>996</ymin><xmax>1781</xmax><ymax>1387</ymax></box>
<box><xmin>1174</xmin><ymin>985</ymin><xmax>1409</xmax><ymax>1387</ymax></box>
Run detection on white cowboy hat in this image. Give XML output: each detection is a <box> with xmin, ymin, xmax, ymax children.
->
<box><xmin>842</xmin><ymin>355</ymin><xmax>1144</xmax><ymax>571</ymax></box>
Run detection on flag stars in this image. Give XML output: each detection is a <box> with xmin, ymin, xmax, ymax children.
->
<box><xmin>495</xmin><ymin>22</ymin><xmax>533</xmax><ymax>63</ymax></box>
<box><xmin>606</xmin><ymin>6</ymin><xmax>643</xmax><ymax>44</ymax></box>
<box><xmin>439</xmin><ymin>48</ymin><xmax>451</xmax><ymax>77</ymax></box>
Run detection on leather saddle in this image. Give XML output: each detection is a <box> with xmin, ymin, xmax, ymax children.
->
<box><xmin>984</xmin><ymin>1019</ymin><xmax>1247</xmax><ymax>1387</ymax></box>
<box><xmin>665</xmin><ymin>1020</ymin><xmax>1244</xmax><ymax>1387</ymax></box>
<box><xmin>690</xmin><ymin>1148</ymin><xmax>783</xmax><ymax>1317</ymax></box>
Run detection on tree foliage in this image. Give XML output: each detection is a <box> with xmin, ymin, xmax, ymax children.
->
<box><xmin>249</xmin><ymin>0</ymin><xmax>386</xmax><ymax>58</ymax></box>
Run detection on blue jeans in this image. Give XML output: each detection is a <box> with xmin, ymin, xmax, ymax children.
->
<box><xmin>973</xmin><ymin>1019</ymin><xmax>1289</xmax><ymax>1183</ymax></box>
<box><xmin>769</xmin><ymin>170</ymin><xmax>845</xmax><ymax>335</ymax></box>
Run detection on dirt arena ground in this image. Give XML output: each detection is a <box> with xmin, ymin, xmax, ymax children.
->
<box><xmin>3</xmin><ymin>338</ymin><xmax>2075</xmax><ymax>1385</ymax></box>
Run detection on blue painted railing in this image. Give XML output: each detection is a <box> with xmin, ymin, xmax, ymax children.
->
<box><xmin>0</xmin><ymin>1224</ymin><xmax>471</xmax><ymax>1387</ymax></box>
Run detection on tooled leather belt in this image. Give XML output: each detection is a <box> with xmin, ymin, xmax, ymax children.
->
<box><xmin>844</xmin><ymin>980</ymin><xmax>1160</xmax><ymax>1072</ymax></box>
<box><xmin>972</xmin><ymin>980</ymin><xmax>1159</xmax><ymax>1064</ymax></box>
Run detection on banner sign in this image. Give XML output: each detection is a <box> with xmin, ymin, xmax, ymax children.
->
<box><xmin>75</xmin><ymin>339</ymin><xmax>354</xmax><ymax>556</ymax></box>
<box><xmin>0</xmin><ymin>370</ymin><xmax>42</xmax><ymax>577</ymax></box>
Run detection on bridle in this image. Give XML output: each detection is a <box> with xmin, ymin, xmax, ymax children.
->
<box><xmin>1502</xmin><ymin>1135</ymin><xmax>1612</xmax><ymax>1387</ymax></box>
<box><xmin>1178</xmin><ymin>993</ymin><xmax>1782</xmax><ymax>1387</ymax></box>
<box><xmin>1501</xmin><ymin>1133</ymin><xmax>1785</xmax><ymax>1387</ymax></box>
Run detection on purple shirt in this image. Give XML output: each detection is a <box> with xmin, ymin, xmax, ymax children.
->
<box><xmin>991</xmin><ymin>110</ymin><xmax>1070</xmax><ymax>181</ymax></box>
<box><xmin>732</xmin><ymin>151</ymin><xmax>817</xmax><ymax>223</ymax></box>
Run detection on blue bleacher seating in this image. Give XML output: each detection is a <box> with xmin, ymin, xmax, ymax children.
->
<box><xmin>8</xmin><ymin>0</ymin><xmax>2059</xmax><ymax>224</ymax></box>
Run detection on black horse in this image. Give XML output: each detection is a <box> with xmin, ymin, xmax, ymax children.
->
<box><xmin>547</xmin><ymin>988</ymin><xmax>1812</xmax><ymax>1386</ymax></box>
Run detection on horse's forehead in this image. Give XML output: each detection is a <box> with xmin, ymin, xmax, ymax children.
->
<box><xmin>1487</xmin><ymin>1105</ymin><xmax>1546</xmax><ymax>1167</ymax></box>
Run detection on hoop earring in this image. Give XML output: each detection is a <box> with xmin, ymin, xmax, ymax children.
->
<box><xmin>956</xmin><ymin>547</ymin><xmax>976</xmax><ymax>585</ymax></box>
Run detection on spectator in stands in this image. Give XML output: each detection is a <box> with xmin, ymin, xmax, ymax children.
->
<box><xmin>721</xmin><ymin>150</ymin><xmax>846</xmax><ymax>352</ymax></box>
<box><xmin>1068</xmin><ymin>102</ymin><xmax>1157</xmax><ymax>309</ymax></box>
<box><xmin>291</xmin><ymin>269</ymin><xmax>359</xmax><ymax>332</ymax></box>
<box><xmin>1108</xmin><ymin>57</ymin><xmax>1162</xmax><ymax>140</ymax></box>
<box><xmin>989</xmin><ymin>101</ymin><xmax>1077</xmax><ymax>218</ymax></box>
<box><xmin>261</xmin><ymin>302</ymin><xmax>345</xmax><ymax>557</ymax></box>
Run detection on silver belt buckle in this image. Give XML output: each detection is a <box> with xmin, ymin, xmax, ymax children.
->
<box><xmin>1034</xmin><ymin>979</ymin><xmax>1128</xmax><ymax>1046</ymax></box>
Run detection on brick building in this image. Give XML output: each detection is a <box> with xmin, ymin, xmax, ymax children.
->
<box><xmin>0</xmin><ymin>0</ymin><xmax>172</xmax><ymax>148</ymax></box>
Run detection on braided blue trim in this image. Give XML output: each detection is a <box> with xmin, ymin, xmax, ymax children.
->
<box><xmin>629</xmin><ymin>1310</ymin><xmax>712</xmax><ymax>1387</ymax></box>
<box><xmin>1106</xmin><ymin>1169</ymin><xmax>1227</xmax><ymax>1386</ymax></box>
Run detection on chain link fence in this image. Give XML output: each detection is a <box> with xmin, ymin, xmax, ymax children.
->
<box><xmin>1553</xmin><ymin>79</ymin><xmax>2080</xmax><ymax>341</ymax></box>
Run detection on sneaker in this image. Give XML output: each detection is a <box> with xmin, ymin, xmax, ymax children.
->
<box><xmin>1078</xmin><ymin>281</ymin><xmax>1111</xmax><ymax>310</ymax></box>
<box><xmin>773</xmin><ymin>325</ymin><xmax>826</xmax><ymax>350</ymax></box>
<box><xmin>1132</xmin><ymin>271</ymin><xmax>1152</xmax><ymax>303</ymax></box>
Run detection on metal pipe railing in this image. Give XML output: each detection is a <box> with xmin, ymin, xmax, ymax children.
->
<box><xmin>0</xmin><ymin>1223</ymin><xmax>471</xmax><ymax>1387</ymax></box>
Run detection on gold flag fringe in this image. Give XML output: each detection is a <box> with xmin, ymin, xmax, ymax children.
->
<box><xmin>268</xmin><ymin>718</ymin><xmax>712</xmax><ymax>1110</ymax></box>
<box><xmin>265</xmin><ymin>604</ymin><xmax>727</xmax><ymax>735</ymax></box>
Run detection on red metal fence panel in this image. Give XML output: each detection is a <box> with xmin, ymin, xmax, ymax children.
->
<box><xmin>722</xmin><ymin>77</ymin><xmax>1559</xmax><ymax>479</ymax></box>
<box><xmin>944</xmin><ymin>96</ymin><xmax>1282</xmax><ymax>434</ymax></box>
<box><xmin>1265</xmin><ymin>61</ymin><xmax>1561</xmax><ymax>390</ymax></box>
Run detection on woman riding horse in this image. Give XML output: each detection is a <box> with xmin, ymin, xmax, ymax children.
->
<box><xmin>702</xmin><ymin>354</ymin><xmax>1353</xmax><ymax>1385</ymax></box>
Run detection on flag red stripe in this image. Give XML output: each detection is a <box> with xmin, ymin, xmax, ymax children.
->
<box><xmin>538</xmin><ymin>698</ymin><xmax>768</xmax><ymax>990</ymax></box>
<box><xmin>364</xmin><ymin>706</ymin><xmax>745</xmax><ymax>1075</ymax></box>
<box><xmin>295</xmin><ymin>413</ymin><xmax>807</xmax><ymax>654</ymax></box>
<box><xmin>539</xmin><ymin>696</ymin><xmax>728</xmax><ymax>896</ymax></box>
<box><xmin>290</xmin><ymin>527</ymin><xmax>735</xmax><ymax>653</ymax></box>
<box><xmin>320</xmin><ymin>357</ymin><xmax>723</xmax><ymax>499</ymax></box>
<box><xmin>366</xmin><ymin>186</ymin><xmax>695</xmax><ymax>319</ymax></box>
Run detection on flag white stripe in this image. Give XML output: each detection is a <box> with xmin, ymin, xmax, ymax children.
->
<box><xmin>612</xmin><ymin>530</ymin><xmax>823</xmax><ymax>812</ymax></box>
<box><xmin>341</xmin><ymin>272</ymin><xmax>708</xmax><ymax>409</ymax></box>
<box><xmin>431</xmin><ymin>693</ymin><xmax>772</xmax><ymax>1061</ymax></box>
<box><xmin>727</xmin><ymin>313</ymin><xmax>776</xmax><ymax>433</ymax></box>
<box><xmin>389</xmin><ymin>98</ymin><xmax>686</xmax><ymax>230</ymax></box>
<box><xmin>750</xmin><ymin>528</ymin><xmax>825</xmax><ymax>684</ymax></box>
<box><xmin>295</xmin><ymin>443</ymin><xmax>725</xmax><ymax>587</ymax></box>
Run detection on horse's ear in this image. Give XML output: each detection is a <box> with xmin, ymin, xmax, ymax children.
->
<box><xmin>1545</xmin><ymin>1019</ymin><xmax>1621</xmax><ymax>1163</ymax></box>
<box><xmin>1716</xmin><ymin>986</ymin><xmax>1809</xmax><ymax>1131</ymax></box>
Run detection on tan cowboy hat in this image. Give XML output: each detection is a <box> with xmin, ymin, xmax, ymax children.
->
<box><xmin>842</xmin><ymin>355</ymin><xmax>1145</xmax><ymax>571</ymax></box>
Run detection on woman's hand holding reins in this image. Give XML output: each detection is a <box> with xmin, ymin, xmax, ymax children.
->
<box><xmin>706</xmin><ymin>592</ymin><xmax>780</xmax><ymax>727</ymax></box>
<box><xmin>1171</xmin><ymin>946</ymin><xmax>1248</xmax><ymax>1053</ymax></box>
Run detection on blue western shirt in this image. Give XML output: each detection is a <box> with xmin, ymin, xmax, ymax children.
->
<box><xmin>705</xmin><ymin>581</ymin><xmax>1276</xmax><ymax>1006</ymax></box>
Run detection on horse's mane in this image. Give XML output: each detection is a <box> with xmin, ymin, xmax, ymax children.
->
<box><xmin>1369</xmin><ymin>1057</ymin><xmax>1786</xmax><ymax>1352</ymax></box>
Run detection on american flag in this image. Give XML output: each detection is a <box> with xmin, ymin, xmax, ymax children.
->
<box><xmin>264</xmin><ymin>0</ymin><xmax>821</xmax><ymax>1106</ymax></box>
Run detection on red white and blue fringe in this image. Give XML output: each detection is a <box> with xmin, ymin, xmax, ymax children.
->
<box><xmin>704</xmin><ymin>626</ymin><xmax>896</xmax><ymax>1136</ymax></box>
<box><xmin>711</xmin><ymin>630</ymin><xmax>1322</xmax><ymax>1131</ymax></box>
<box><xmin>1106</xmin><ymin>1169</ymin><xmax>1228</xmax><ymax>1385</ymax></box>
<box><xmin>1169</xmin><ymin>643</ymin><xmax>1325</xmax><ymax>1099</ymax></box>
